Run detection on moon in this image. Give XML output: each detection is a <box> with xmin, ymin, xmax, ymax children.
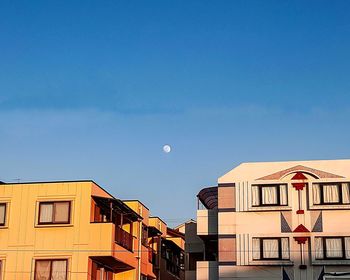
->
<box><xmin>163</xmin><ymin>145</ymin><xmax>171</xmax><ymax>153</ymax></box>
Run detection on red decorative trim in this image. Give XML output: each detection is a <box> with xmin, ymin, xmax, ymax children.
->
<box><xmin>291</xmin><ymin>172</ymin><xmax>308</xmax><ymax>180</ymax></box>
<box><xmin>292</xmin><ymin>182</ymin><xmax>306</xmax><ymax>190</ymax></box>
<box><xmin>294</xmin><ymin>237</ymin><xmax>308</xmax><ymax>244</ymax></box>
<box><xmin>293</xmin><ymin>224</ymin><xmax>310</xmax><ymax>233</ymax></box>
<box><xmin>256</xmin><ymin>165</ymin><xmax>344</xmax><ymax>180</ymax></box>
<box><xmin>296</xmin><ymin>210</ymin><xmax>304</xmax><ymax>214</ymax></box>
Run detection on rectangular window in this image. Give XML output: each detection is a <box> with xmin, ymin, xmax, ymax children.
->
<box><xmin>315</xmin><ymin>237</ymin><xmax>350</xmax><ymax>260</ymax></box>
<box><xmin>252</xmin><ymin>185</ymin><xmax>288</xmax><ymax>207</ymax></box>
<box><xmin>35</xmin><ymin>259</ymin><xmax>68</xmax><ymax>280</ymax></box>
<box><xmin>38</xmin><ymin>201</ymin><xmax>71</xmax><ymax>225</ymax></box>
<box><xmin>313</xmin><ymin>183</ymin><xmax>350</xmax><ymax>205</ymax></box>
<box><xmin>252</xmin><ymin>237</ymin><xmax>289</xmax><ymax>260</ymax></box>
<box><xmin>0</xmin><ymin>203</ymin><xmax>6</xmax><ymax>226</ymax></box>
<box><xmin>325</xmin><ymin>238</ymin><xmax>343</xmax><ymax>258</ymax></box>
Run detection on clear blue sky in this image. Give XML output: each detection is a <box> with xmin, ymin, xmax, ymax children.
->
<box><xmin>1</xmin><ymin>0</ymin><xmax>350</xmax><ymax>225</ymax></box>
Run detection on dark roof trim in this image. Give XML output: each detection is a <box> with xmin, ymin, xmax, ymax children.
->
<box><xmin>162</xmin><ymin>239</ymin><xmax>184</xmax><ymax>251</ymax></box>
<box><xmin>197</xmin><ymin>186</ymin><xmax>218</xmax><ymax>209</ymax></box>
<box><xmin>92</xmin><ymin>196</ymin><xmax>142</xmax><ymax>221</ymax></box>
<box><xmin>2</xmin><ymin>179</ymin><xmax>97</xmax><ymax>185</ymax></box>
<box><xmin>218</xmin><ymin>183</ymin><xmax>235</xmax><ymax>187</ymax></box>
<box><xmin>167</xmin><ymin>227</ymin><xmax>185</xmax><ymax>238</ymax></box>
<box><xmin>148</xmin><ymin>226</ymin><xmax>162</xmax><ymax>237</ymax></box>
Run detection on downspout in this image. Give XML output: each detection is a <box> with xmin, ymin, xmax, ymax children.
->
<box><xmin>157</xmin><ymin>233</ymin><xmax>161</xmax><ymax>280</ymax></box>
<box><xmin>137</xmin><ymin>206</ymin><xmax>143</xmax><ymax>280</ymax></box>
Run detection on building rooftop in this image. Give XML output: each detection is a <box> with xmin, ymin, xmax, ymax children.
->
<box><xmin>219</xmin><ymin>159</ymin><xmax>350</xmax><ymax>183</ymax></box>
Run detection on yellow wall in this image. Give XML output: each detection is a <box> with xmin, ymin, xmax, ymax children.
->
<box><xmin>0</xmin><ymin>181</ymin><xmax>126</xmax><ymax>280</ymax></box>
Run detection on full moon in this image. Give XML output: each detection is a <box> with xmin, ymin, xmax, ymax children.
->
<box><xmin>163</xmin><ymin>145</ymin><xmax>171</xmax><ymax>153</ymax></box>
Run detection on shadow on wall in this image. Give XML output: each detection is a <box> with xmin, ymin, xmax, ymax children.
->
<box><xmin>219</xmin><ymin>266</ymin><xmax>282</xmax><ymax>279</ymax></box>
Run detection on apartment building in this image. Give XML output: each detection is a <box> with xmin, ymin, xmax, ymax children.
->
<box><xmin>0</xmin><ymin>180</ymin><xmax>180</xmax><ymax>280</ymax></box>
<box><xmin>175</xmin><ymin>220</ymin><xmax>205</xmax><ymax>280</ymax></box>
<box><xmin>147</xmin><ymin>217</ymin><xmax>185</xmax><ymax>280</ymax></box>
<box><xmin>196</xmin><ymin>159</ymin><xmax>350</xmax><ymax>280</ymax></box>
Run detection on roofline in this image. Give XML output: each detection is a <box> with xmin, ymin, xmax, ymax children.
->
<box><xmin>122</xmin><ymin>199</ymin><xmax>150</xmax><ymax>210</ymax></box>
<box><xmin>1</xmin><ymin>179</ymin><xmax>97</xmax><ymax>185</ymax></box>
<box><xmin>91</xmin><ymin>195</ymin><xmax>142</xmax><ymax>221</ymax></box>
<box><xmin>167</xmin><ymin>227</ymin><xmax>185</xmax><ymax>238</ymax></box>
<box><xmin>174</xmin><ymin>219</ymin><xmax>197</xmax><ymax>229</ymax></box>
<box><xmin>149</xmin><ymin>216</ymin><xmax>167</xmax><ymax>226</ymax></box>
<box><xmin>231</xmin><ymin>158</ymin><xmax>350</xmax><ymax>166</ymax></box>
<box><xmin>1</xmin><ymin>179</ymin><xmax>118</xmax><ymax>201</ymax></box>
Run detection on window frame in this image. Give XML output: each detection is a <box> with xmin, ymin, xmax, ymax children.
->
<box><xmin>324</xmin><ymin>237</ymin><xmax>346</xmax><ymax>260</ymax></box>
<box><xmin>252</xmin><ymin>184</ymin><xmax>288</xmax><ymax>207</ymax></box>
<box><xmin>34</xmin><ymin>259</ymin><xmax>68</xmax><ymax>280</ymax></box>
<box><xmin>319</xmin><ymin>183</ymin><xmax>343</xmax><ymax>205</ymax></box>
<box><xmin>38</xmin><ymin>201</ymin><xmax>71</xmax><ymax>225</ymax></box>
<box><xmin>252</xmin><ymin>237</ymin><xmax>290</xmax><ymax>261</ymax></box>
<box><xmin>0</xmin><ymin>203</ymin><xmax>7</xmax><ymax>226</ymax></box>
<box><xmin>260</xmin><ymin>237</ymin><xmax>282</xmax><ymax>260</ymax></box>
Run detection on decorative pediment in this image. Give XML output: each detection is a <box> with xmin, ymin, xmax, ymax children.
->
<box><xmin>257</xmin><ymin>165</ymin><xmax>344</xmax><ymax>180</ymax></box>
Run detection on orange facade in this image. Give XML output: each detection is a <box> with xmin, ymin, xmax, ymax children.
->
<box><xmin>0</xmin><ymin>180</ymin><xmax>182</xmax><ymax>280</ymax></box>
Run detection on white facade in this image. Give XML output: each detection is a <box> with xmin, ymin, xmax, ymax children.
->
<box><xmin>197</xmin><ymin>159</ymin><xmax>350</xmax><ymax>280</ymax></box>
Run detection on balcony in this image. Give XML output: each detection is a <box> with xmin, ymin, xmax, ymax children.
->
<box><xmin>115</xmin><ymin>226</ymin><xmax>133</xmax><ymax>252</ymax></box>
<box><xmin>196</xmin><ymin>261</ymin><xmax>218</xmax><ymax>280</ymax></box>
<box><xmin>197</xmin><ymin>209</ymin><xmax>218</xmax><ymax>236</ymax></box>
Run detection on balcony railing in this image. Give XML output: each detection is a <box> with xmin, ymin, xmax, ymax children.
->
<box><xmin>148</xmin><ymin>247</ymin><xmax>157</xmax><ymax>264</ymax></box>
<box><xmin>115</xmin><ymin>226</ymin><xmax>133</xmax><ymax>252</ymax></box>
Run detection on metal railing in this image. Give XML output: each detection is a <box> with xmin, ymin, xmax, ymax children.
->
<box><xmin>115</xmin><ymin>226</ymin><xmax>133</xmax><ymax>251</ymax></box>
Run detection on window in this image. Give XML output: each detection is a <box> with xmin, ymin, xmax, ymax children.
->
<box><xmin>252</xmin><ymin>237</ymin><xmax>289</xmax><ymax>260</ymax></box>
<box><xmin>313</xmin><ymin>183</ymin><xmax>350</xmax><ymax>205</ymax></box>
<box><xmin>315</xmin><ymin>237</ymin><xmax>350</xmax><ymax>260</ymax></box>
<box><xmin>252</xmin><ymin>185</ymin><xmax>288</xmax><ymax>207</ymax></box>
<box><xmin>35</xmin><ymin>259</ymin><xmax>68</xmax><ymax>280</ymax></box>
<box><xmin>0</xmin><ymin>203</ymin><xmax>6</xmax><ymax>226</ymax></box>
<box><xmin>0</xmin><ymin>260</ymin><xmax>2</xmax><ymax>280</ymax></box>
<box><xmin>38</xmin><ymin>201</ymin><xmax>71</xmax><ymax>225</ymax></box>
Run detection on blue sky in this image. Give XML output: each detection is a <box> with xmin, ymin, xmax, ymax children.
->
<box><xmin>1</xmin><ymin>0</ymin><xmax>350</xmax><ymax>225</ymax></box>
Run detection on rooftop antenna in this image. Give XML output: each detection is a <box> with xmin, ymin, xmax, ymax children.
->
<box><xmin>12</xmin><ymin>178</ymin><xmax>21</xmax><ymax>183</ymax></box>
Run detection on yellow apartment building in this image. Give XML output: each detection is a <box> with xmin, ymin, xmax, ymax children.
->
<box><xmin>0</xmin><ymin>180</ymin><xmax>161</xmax><ymax>280</ymax></box>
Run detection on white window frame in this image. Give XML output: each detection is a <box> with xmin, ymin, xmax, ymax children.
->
<box><xmin>252</xmin><ymin>237</ymin><xmax>290</xmax><ymax>261</ymax></box>
<box><xmin>315</xmin><ymin>236</ymin><xmax>350</xmax><ymax>260</ymax></box>
<box><xmin>313</xmin><ymin>183</ymin><xmax>350</xmax><ymax>206</ymax></box>
<box><xmin>251</xmin><ymin>184</ymin><xmax>288</xmax><ymax>207</ymax></box>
